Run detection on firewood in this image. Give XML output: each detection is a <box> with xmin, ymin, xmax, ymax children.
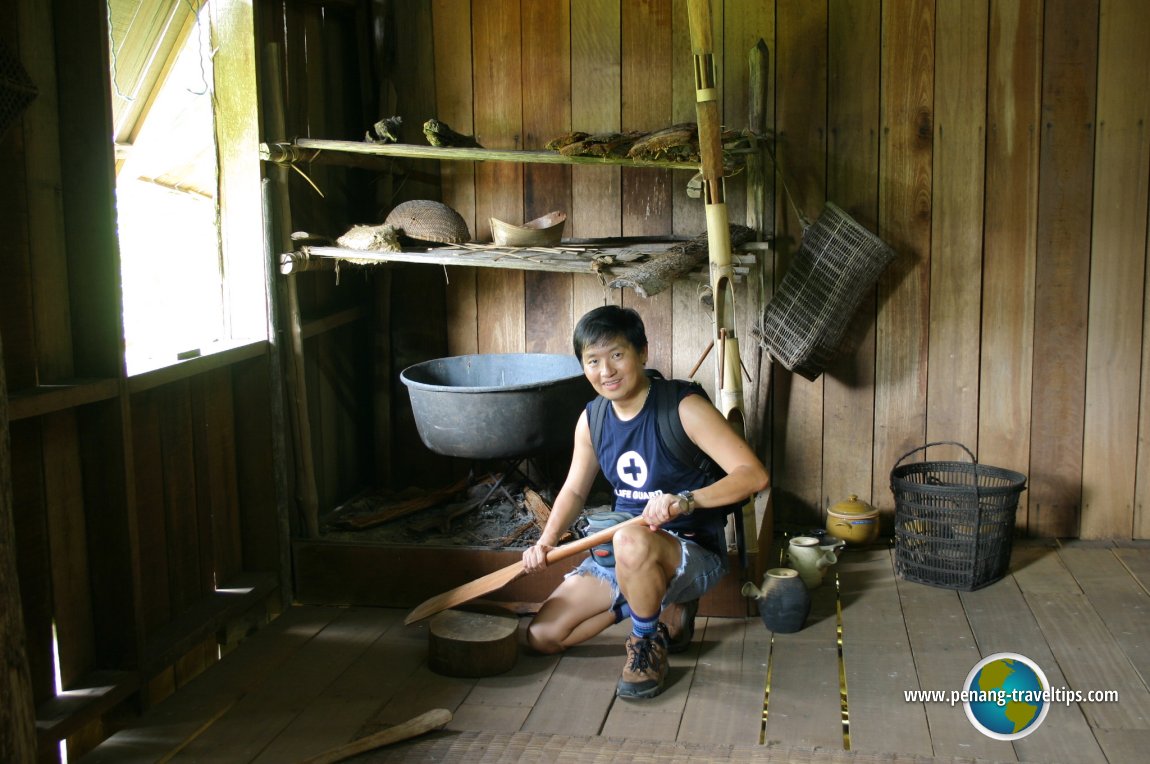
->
<box><xmin>523</xmin><ymin>488</ymin><xmax>552</xmax><ymax>530</ymax></box>
<box><xmin>607</xmin><ymin>224</ymin><xmax>756</xmax><ymax>298</ymax></box>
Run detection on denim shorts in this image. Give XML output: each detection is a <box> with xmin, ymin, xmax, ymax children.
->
<box><xmin>566</xmin><ymin>532</ymin><xmax>729</xmax><ymax>610</ymax></box>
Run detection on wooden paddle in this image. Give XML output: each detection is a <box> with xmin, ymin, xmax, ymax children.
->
<box><xmin>404</xmin><ymin>514</ymin><xmax>647</xmax><ymax>625</ymax></box>
<box><xmin>296</xmin><ymin>708</ymin><xmax>452</xmax><ymax>764</ymax></box>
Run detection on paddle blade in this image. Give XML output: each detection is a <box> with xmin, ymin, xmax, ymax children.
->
<box><xmin>404</xmin><ymin>560</ymin><xmax>527</xmax><ymax>625</ymax></box>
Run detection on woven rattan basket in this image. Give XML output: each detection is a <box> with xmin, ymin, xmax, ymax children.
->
<box><xmin>384</xmin><ymin>199</ymin><xmax>471</xmax><ymax>244</ymax></box>
<box><xmin>754</xmin><ymin>202</ymin><xmax>895</xmax><ymax>380</ymax></box>
<box><xmin>891</xmin><ymin>442</ymin><xmax>1027</xmax><ymax>591</ymax></box>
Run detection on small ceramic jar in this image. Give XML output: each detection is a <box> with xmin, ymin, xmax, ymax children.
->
<box><xmin>826</xmin><ymin>494</ymin><xmax>880</xmax><ymax>545</ymax></box>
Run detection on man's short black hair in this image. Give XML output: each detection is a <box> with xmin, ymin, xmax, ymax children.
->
<box><xmin>573</xmin><ymin>305</ymin><xmax>648</xmax><ymax>359</ymax></box>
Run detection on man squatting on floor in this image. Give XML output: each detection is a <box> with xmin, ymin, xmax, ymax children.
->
<box><xmin>522</xmin><ymin>305</ymin><xmax>770</xmax><ymax>699</ymax></box>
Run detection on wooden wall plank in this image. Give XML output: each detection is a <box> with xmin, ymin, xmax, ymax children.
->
<box><xmin>0</xmin><ymin>331</ymin><xmax>37</xmax><ymax>764</ymax></box>
<box><xmin>568</xmin><ymin>1</ymin><xmax>624</xmax><ymax>328</ymax></box>
<box><xmin>1029</xmin><ymin>0</ymin><xmax>1098</xmax><ymax>538</ymax></box>
<box><xmin>621</xmin><ymin>0</ymin><xmax>673</xmax><ymax>239</ymax></box>
<box><xmin>670</xmin><ymin>0</ymin><xmax>709</xmax><ymax>239</ymax></box>
<box><xmin>621</xmin><ymin>0</ymin><xmax>674</xmax><ymax>377</ymax></box>
<box><xmin>926</xmin><ymin>1</ymin><xmax>987</xmax><ymax>450</ymax></box>
<box><xmin>771</xmin><ymin>0</ymin><xmax>827</xmax><ymax>531</ymax></box>
<box><xmin>8</xmin><ymin>420</ymin><xmax>56</xmax><ymax>704</ymax></box>
<box><xmin>823</xmin><ymin>0</ymin><xmax>881</xmax><ymax>510</ymax></box>
<box><xmin>873</xmin><ymin>0</ymin><xmax>933</xmax><ymax>516</ymax></box>
<box><xmin>192</xmin><ymin>369</ymin><xmax>243</xmax><ymax>583</ymax></box>
<box><xmin>1082</xmin><ymin>0</ymin><xmax>1150</xmax><ymax>539</ymax></box>
<box><xmin>131</xmin><ymin>391</ymin><xmax>172</xmax><ymax>635</ymax></box>
<box><xmin>432</xmin><ymin>0</ymin><xmax>480</xmax><ymax>356</ymax></box>
<box><xmin>19</xmin><ymin>0</ymin><xmax>72</xmax><ymax>383</ymax></box>
<box><xmin>42</xmin><ymin>411</ymin><xmax>94</xmax><ymax>688</ymax></box>
<box><xmin>979</xmin><ymin>0</ymin><xmax>1041</xmax><ymax>531</ymax></box>
<box><xmin>160</xmin><ymin>383</ymin><xmax>206</xmax><ymax>614</ymax></box>
<box><xmin>474</xmin><ymin>0</ymin><xmax>526</xmax><ymax>355</ymax></box>
<box><xmin>523</xmin><ymin>0</ymin><xmax>574</xmax><ymax>356</ymax></box>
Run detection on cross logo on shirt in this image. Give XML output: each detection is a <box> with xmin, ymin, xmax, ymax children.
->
<box><xmin>616</xmin><ymin>450</ymin><xmax>648</xmax><ymax>488</ymax></box>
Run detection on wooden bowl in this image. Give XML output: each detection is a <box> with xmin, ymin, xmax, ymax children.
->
<box><xmin>490</xmin><ymin>211</ymin><xmax>566</xmax><ymax>247</ymax></box>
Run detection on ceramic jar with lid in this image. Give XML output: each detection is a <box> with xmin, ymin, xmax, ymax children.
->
<box><xmin>826</xmin><ymin>493</ymin><xmax>880</xmax><ymax>545</ymax></box>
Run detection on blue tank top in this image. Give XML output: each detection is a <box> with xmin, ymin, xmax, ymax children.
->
<box><xmin>589</xmin><ymin>383</ymin><xmax>728</xmax><ymax>555</ymax></box>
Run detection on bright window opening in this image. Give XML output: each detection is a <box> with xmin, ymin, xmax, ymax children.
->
<box><xmin>109</xmin><ymin>0</ymin><xmax>265</xmax><ymax>375</ymax></box>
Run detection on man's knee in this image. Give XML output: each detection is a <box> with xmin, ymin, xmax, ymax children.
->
<box><xmin>525</xmin><ymin>621</ymin><xmax>564</xmax><ymax>655</ymax></box>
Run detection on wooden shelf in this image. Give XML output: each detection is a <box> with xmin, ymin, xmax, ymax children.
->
<box><xmin>280</xmin><ymin>240</ymin><xmax>758</xmax><ymax>283</ymax></box>
<box><xmin>262</xmin><ymin>138</ymin><xmax>730</xmax><ymax>172</ymax></box>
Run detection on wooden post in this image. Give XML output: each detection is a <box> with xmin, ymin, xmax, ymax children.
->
<box><xmin>0</xmin><ymin>332</ymin><xmax>38</xmax><ymax>762</ymax></box>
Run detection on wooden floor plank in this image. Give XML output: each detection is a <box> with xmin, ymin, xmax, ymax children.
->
<box><xmin>959</xmin><ymin>575</ymin><xmax>1107</xmax><ymax>763</ymax></box>
<box><xmin>761</xmin><ymin>582</ymin><xmax>843</xmax><ymax>750</ymax></box>
<box><xmin>520</xmin><ymin>620</ymin><xmax>629</xmax><ymax>736</ymax></box>
<box><xmin>170</xmin><ymin>607</ymin><xmax>389</xmax><ymax>762</ymax></box>
<box><xmin>1094</xmin><ymin>728</ymin><xmax>1150</xmax><ymax>764</ymax></box>
<box><xmin>839</xmin><ymin>549</ymin><xmax>932</xmax><ymax>757</ymax></box>
<box><xmin>81</xmin><ymin>605</ymin><xmax>343</xmax><ymax>763</ymax></box>
<box><xmin>677</xmin><ymin>616</ymin><xmax>767</xmax><ymax>745</ymax></box>
<box><xmin>896</xmin><ymin>578</ymin><xmax>1017</xmax><ymax>761</ymax></box>
<box><xmin>1114</xmin><ymin>547</ymin><xmax>1150</xmax><ymax>592</ymax></box>
<box><xmin>449</xmin><ymin>621</ymin><xmax>560</xmax><ymax>734</ymax></box>
<box><xmin>1016</xmin><ymin>589</ymin><xmax>1150</xmax><ymax>730</ymax></box>
<box><xmin>251</xmin><ymin>609</ymin><xmax>421</xmax><ymax>763</ymax></box>
<box><xmin>1058</xmin><ymin>546</ymin><xmax>1150</xmax><ymax>688</ymax></box>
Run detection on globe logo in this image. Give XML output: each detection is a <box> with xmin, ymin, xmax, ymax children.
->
<box><xmin>963</xmin><ymin>652</ymin><xmax>1051</xmax><ymax>740</ymax></box>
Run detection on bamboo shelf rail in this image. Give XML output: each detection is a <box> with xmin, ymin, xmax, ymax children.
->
<box><xmin>260</xmin><ymin>138</ymin><xmax>752</xmax><ymax>172</ymax></box>
<box><xmin>279</xmin><ymin>240</ymin><xmax>759</xmax><ymax>281</ymax></box>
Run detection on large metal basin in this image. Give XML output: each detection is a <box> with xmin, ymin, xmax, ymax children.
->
<box><xmin>400</xmin><ymin>353</ymin><xmax>594</xmax><ymax>460</ymax></box>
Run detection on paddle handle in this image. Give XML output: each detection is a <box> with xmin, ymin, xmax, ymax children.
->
<box><xmin>543</xmin><ymin>514</ymin><xmax>646</xmax><ymax>564</ymax></box>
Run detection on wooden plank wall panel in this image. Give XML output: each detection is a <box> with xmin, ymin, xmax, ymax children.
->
<box><xmin>670</xmin><ymin>0</ymin><xmax>709</xmax><ymax>241</ymax></box>
<box><xmin>873</xmin><ymin>0</ymin><xmax>933</xmax><ymax>517</ymax></box>
<box><xmin>8</xmin><ymin>421</ymin><xmax>56</xmax><ymax>705</ymax></box>
<box><xmin>1081</xmin><ymin>0</ymin><xmax>1150</xmax><ymax>539</ymax></box>
<box><xmin>621</xmin><ymin>0</ymin><xmax>675</xmax><ymax>376</ymax></box>
<box><xmin>159</xmin><ymin>383</ymin><xmax>207</xmax><ymax>614</ymax></box>
<box><xmin>523</xmin><ymin>1</ymin><xmax>575</xmax><ymax>356</ymax></box>
<box><xmin>42</xmin><ymin>411</ymin><xmax>94</xmax><ymax>688</ymax></box>
<box><xmin>978</xmin><ymin>0</ymin><xmax>1041</xmax><ymax>530</ymax></box>
<box><xmin>474</xmin><ymin>0</ymin><xmax>526</xmax><ymax>355</ymax></box>
<box><xmin>926</xmin><ymin>1</ymin><xmax>986</xmax><ymax>451</ymax></box>
<box><xmin>192</xmin><ymin>369</ymin><xmax>243</xmax><ymax>584</ymax></box>
<box><xmin>131</xmin><ymin>392</ymin><xmax>172</xmax><ymax>635</ymax></box>
<box><xmin>20</xmin><ymin>0</ymin><xmax>72</xmax><ymax>383</ymax></box>
<box><xmin>569</xmin><ymin>1</ymin><xmax>623</xmax><ymax>321</ymax></box>
<box><xmin>1029</xmin><ymin>0</ymin><xmax>1097</xmax><ymax>538</ymax></box>
<box><xmin>432</xmin><ymin>0</ymin><xmax>481</xmax><ymax>356</ymax></box>
<box><xmin>771</xmin><ymin>0</ymin><xmax>827</xmax><ymax>530</ymax></box>
<box><xmin>823</xmin><ymin>0</ymin><xmax>880</xmax><ymax>509</ymax></box>
<box><xmin>0</xmin><ymin>9</ymin><xmax>39</xmax><ymax>391</ymax></box>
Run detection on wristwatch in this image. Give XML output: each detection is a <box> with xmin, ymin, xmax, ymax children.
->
<box><xmin>676</xmin><ymin>490</ymin><xmax>695</xmax><ymax>516</ymax></box>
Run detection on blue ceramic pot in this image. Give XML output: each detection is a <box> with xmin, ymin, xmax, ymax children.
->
<box><xmin>755</xmin><ymin>568</ymin><xmax>811</xmax><ymax>634</ymax></box>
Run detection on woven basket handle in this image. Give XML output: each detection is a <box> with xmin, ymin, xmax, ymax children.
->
<box><xmin>894</xmin><ymin>441</ymin><xmax>977</xmax><ymax>470</ymax></box>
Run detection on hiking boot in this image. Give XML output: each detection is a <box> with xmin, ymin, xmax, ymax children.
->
<box><xmin>659</xmin><ymin>598</ymin><xmax>699</xmax><ymax>654</ymax></box>
<box><xmin>616</xmin><ymin>624</ymin><xmax>670</xmax><ymax>699</ymax></box>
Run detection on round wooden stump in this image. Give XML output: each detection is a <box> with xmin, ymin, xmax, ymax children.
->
<box><xmin>428</xmin><ymin>609</ymin><xmax>519</xmax><ymax>678</ymax></box>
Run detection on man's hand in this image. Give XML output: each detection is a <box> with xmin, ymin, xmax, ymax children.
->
<box><xmin>522</xmin><ymin>542</ymin><xmax>555</xmax><ymax>574</ymax></box>
<box><xmin>641</xmin><ymin>492</ymin><xmax>684</xmax><ymax>530</ymax></box>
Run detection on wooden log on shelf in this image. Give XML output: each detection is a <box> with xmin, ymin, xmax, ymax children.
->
<box><xmin>606</xmin><ymin>224</ymin><xmax>755</xmax><ymax>298</ymax></box>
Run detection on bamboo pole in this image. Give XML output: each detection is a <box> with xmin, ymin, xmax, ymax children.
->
<box><xmin>263</xmin><ymin>42</ymin><xmax>321</xmax><ymax>538</ymax></box>
<box><xmin>687</xmin><ymin>0</ymin><xmax>744</xmax><ymax>433</ymax></box>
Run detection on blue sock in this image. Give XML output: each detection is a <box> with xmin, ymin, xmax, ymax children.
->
<box><xmin>630</xmin><ymin>611</ymin><xmax>659</xmax><ymax>640</ymax></box>
<box><xmin>612</xmin><ymin>601</ymin><xmax>633</xmax><ymax>624</ymax></box>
